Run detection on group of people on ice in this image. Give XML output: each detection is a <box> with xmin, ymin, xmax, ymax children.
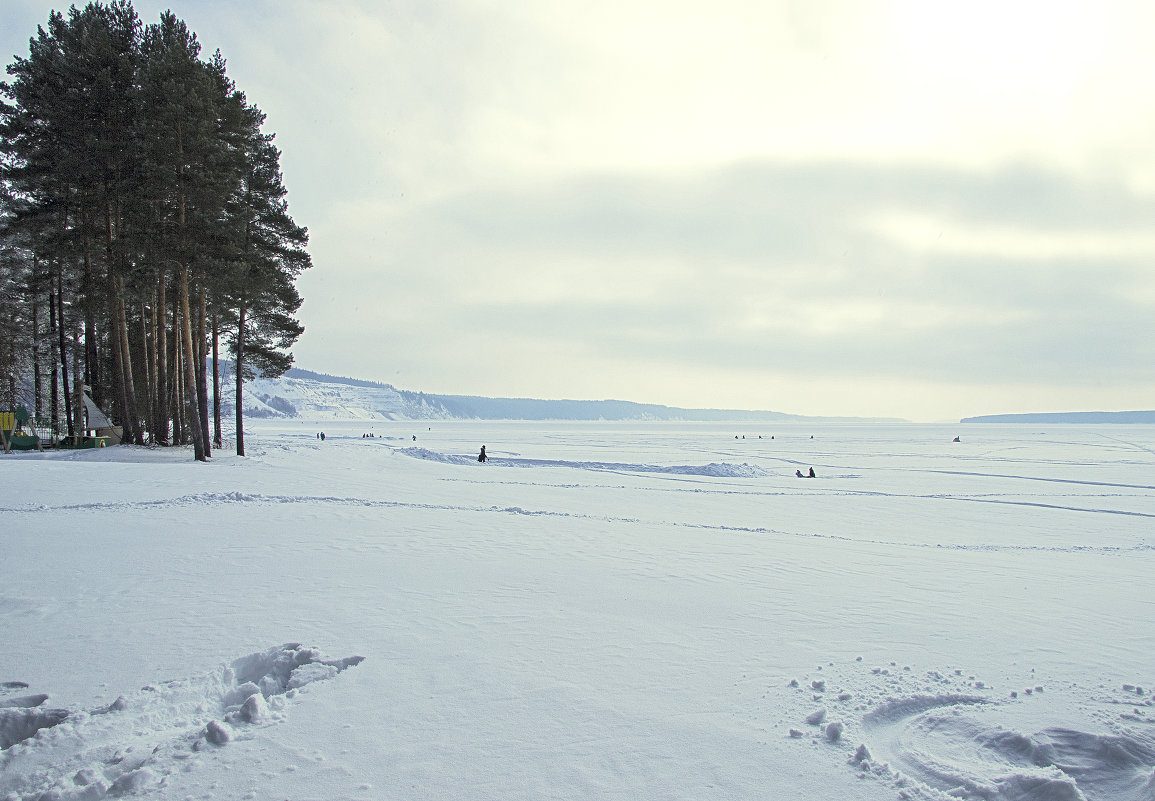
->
<box><xmin>796</xmin><ymin>467</ymin><xmax>816</xmax><ymax>478</ymax></box>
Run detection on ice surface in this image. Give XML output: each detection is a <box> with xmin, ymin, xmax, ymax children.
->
<box><xmin>2</xmin><ymin>420</ymin><xmax>1153</xmax><ymax>800</ymax></box>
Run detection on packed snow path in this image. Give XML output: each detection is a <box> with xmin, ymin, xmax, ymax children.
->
<box><xmin>2</xmin><ymin>421</ymin><xmax>1153</xmax><ymax>800</ymax></box>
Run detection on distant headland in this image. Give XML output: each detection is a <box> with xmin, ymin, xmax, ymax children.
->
<box><xmin>961</xmin><ymin>410</ymin><xmax>1155</xmax><ymax>424</ymax></box>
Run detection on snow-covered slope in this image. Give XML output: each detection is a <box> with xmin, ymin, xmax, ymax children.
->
<box><xmin>229</xmin><ymin>372</ymin><xmax>438</xmax><ymax>421</ymax></box>
<box><xmin>226</xmin><ymin>365</ymin><xmax>895</xmax><ymax>423</ymax></box>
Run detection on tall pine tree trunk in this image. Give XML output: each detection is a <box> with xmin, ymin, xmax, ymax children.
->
<box><xmin>149</xmin><ymin>290</ymin><xmax>160</xmax><ymax>442</ymax></box>
<box><xmin>106</xmin><ymin>278</ymin><xmax>127</xmax><ymax>441</ymax></box>
<box><xmin>195</xmin><ymin>272</ymin><xmax>211</xmax><ymax>456</ymax></box>
<box><xmin>82</xmin><ymin>245</ymin><xmax>99</xmax><ymax>410</ymax></box>
<box><xmin>141</xmin><ymin>298</ymin><xmax>155</xmax><ymax>444</ymax></box>
<box><xmin>172</xmin><ymin>335</ymin><xmax>183</xmax><ymax>443</ymax></box>
<box><xmin>55</xmin><ymin>268</ymin><xmax>74</xmax><ymax>440</ymax></box>
<box><xmin>49</xmin><ymin>283</ymin><xmax>59</xmax><ymax>440</ymax></box>
<box><xmin>212</xmin><ymin>312</ymin><xmax>222</xmax><ymax>448</ymax></box>
<box><xmin>179</xmin><ymin>264</ymin><xmax>206</xmax><ymax>461</ymax></box>
<box><xmin>113</xmin><ymin>199</ymin><xmax>144</xmax><ymax>445</ymax></box>
<box><xmin>156</xmin><ymin>268</ymin><xmax>170</xmax><ymax>445</ymax></box>
<box><xmin>104</xmin><ymin>201</ymin><xmax>133</xmax><ymax>444</ymax></box>
<box><xmin>72</xmin><ymin>332</ymin><xmax>84</xmax><ymax>436</ymax></box>
<box><xmin>105</xmin><ymin>269</ymin><xmax>138</xmax><ymax>445</ymax></box>
<box><xmin>235</xmin><ymin>303</ymin><xmax>245</xmax><ymax>457</ymax></box>
<box><xmin>117</xmin><ymin>284</ymin><xmax>143</xmax><ymax>445</ymax></box>
<box><xmin>171</xmin><ymin>282</ymin><xmax>184</xmax><ymax>445</ymax></box>
<box><xmin>32</xmin><ymin>292</ymin><xmax>42</xmax><ymax>418</ymax></box>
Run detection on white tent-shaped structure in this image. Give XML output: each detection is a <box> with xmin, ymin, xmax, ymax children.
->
<box><xmin>82</xmin><ymin>391</ymin><xmax>113</xmax><ymax>431</ymax></box>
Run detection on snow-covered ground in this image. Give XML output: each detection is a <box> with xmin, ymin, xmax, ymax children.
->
<box><xmin>2</xmin><ymin>420</ymin><xmax>1153</xmax><ymax>801</ymax></box>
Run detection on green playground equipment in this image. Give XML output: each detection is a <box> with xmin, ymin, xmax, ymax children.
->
<box><xmin>1</xmin><ymin>394</ymin><xmax>114</xmax><ymax>453</ymax></box>
<box><xmin>0</xmin><ymin>404</ymin><xmax>47</xmax><ymax>452</ymax></box>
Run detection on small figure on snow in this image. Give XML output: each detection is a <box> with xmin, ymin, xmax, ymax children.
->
<box><xmin>478</xmin><ymin>446</ymin><xmax>488</xmax><ymax>463</ymax></box>
<box><xmin>796</xmin><ymin>469</ymin><xmax>804</xmax><ymax>478</ymax></box>
<box><xmin>320</xmin><ymin>431</ymin><xmax>325</xmax><ymax>441</ymax></box>
<box><xmin>952</xmin><ymin>435</ymin><xmax>960</xmax><ymax>443</ymax></box>
<box><xmin>808</xmin><ymin>466</ymin><xmax>815</xmax><ymax>478</ymax></box>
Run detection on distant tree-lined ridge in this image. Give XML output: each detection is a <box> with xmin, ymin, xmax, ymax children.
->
<box><xmin>961</xmin><ymin>411</ymin><xmax>1155</xmax><ymax>424</ymax></box>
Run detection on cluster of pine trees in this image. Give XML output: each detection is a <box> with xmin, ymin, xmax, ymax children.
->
<box><xmin>0</xmin><ymin>1</ymin><xmax>310</xmax><ymax>460</ymax></box>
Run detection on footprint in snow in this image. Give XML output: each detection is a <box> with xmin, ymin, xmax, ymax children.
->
<box><xmin>0</xmin><ymin>643</ymin><xmax>363</xmax><ymax>801</ymax></box>
<box><xmin>0</xmin><ymin>686</ymin><xmax>70</xmax><ymax>750</ymax></box>
<box><xmin>860</xmin><ymin>695</ymin><xmax>1155</xmax><ymax>801</ymax></box>
<box><xmin>786</xmin><ymin>662</ymin><xmax>1155</xmax><ymax>801</ymax></box>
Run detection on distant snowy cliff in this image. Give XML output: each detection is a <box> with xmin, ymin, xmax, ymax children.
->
<box><xmin>220</xmin><ymin>365</ymin><xmax>896</xmax><ymax>423</ymax></box>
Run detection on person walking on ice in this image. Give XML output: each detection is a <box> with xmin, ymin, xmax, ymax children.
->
<box><xmin>478</xmin><ymin>446</ymin><xmax>488</xmax><ymax>462</ymax></box>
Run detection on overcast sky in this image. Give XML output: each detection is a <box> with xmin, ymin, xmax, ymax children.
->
<box><xmin>7</xmin><ymin>0</ymin><xmax>1155</xmax><ymax>421</ymax></box>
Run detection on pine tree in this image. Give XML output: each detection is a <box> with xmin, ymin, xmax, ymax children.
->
<box><xmin>221</xmin><ymin>112</ymin><xmax>310</xmax><ymax>456</ymax></box>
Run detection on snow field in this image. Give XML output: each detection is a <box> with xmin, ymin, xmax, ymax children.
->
<box><xmin>2</xmin><ymin>421</ymin><xmax>1153</xmax><ymax>800</ymax></box>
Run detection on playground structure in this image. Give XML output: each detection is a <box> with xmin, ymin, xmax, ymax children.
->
<box><xmin>0</xmin><ymin>405</ymin><xmax>48</xmax><ymax>452</ymax></box>
<box><xmin>1</xmin><ymin>390</ymin><xmax>117</xmax><ymax>453</ymax></box>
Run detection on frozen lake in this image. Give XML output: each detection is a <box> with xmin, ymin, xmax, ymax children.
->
<box><xmin>2</xmin><ymin>420</ymin><xmax>1153</xmax><ymax>800</ymax></box>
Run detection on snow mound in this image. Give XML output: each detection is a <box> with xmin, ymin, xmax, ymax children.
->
<box><xmin>397</xmin><ymin>447</ymin><xmax>475</xmax><ymax>465</ymax></box>
<box><xmin>665</xmin><ymin>462</ymin><xmax>770</xmax><ymax>478</ymax></box>
<box><xmin>395</xmin><ymin>447</ymin><xmax>771</xmax><ymax>477</ymax></box>
<box><xmin>0</xmin><ymin>644</ymin><xmax>363</xmax><ymax>801</ymax></box>
<box><xmin>227</xmin><ymin>642</ymin><xmax>364</xmax><ymax>699</ymax></box>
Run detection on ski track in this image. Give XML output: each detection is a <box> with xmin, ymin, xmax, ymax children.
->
<box><xmin>923</xmin><ymin>470</ymin><xmax>1155</xmax><ymax>492</ymax></box>
<box><xmin>0</xmin><ymin>644</ymin><xmax>363</xmax><ymax>801</ymax></box>
<box><xmin>5</xmin><ymin>490</ymin><xmax>1153</xmax><ymax>555</ymax></box>
<box><xmin>7</xmin><ymin>446</ymin><xmax>1152</xmax><ymax>551</ymax></box>
<box><xmin>783</xmin><ymin>659</ymin><xmax>1155</xmax><ymax>801</ymax></box>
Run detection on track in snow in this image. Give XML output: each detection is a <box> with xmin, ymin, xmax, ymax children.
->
<box><xmin>0</xmin><ymin>644</ymin><xmax>363</xmax><ymax>801</ymax></box>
